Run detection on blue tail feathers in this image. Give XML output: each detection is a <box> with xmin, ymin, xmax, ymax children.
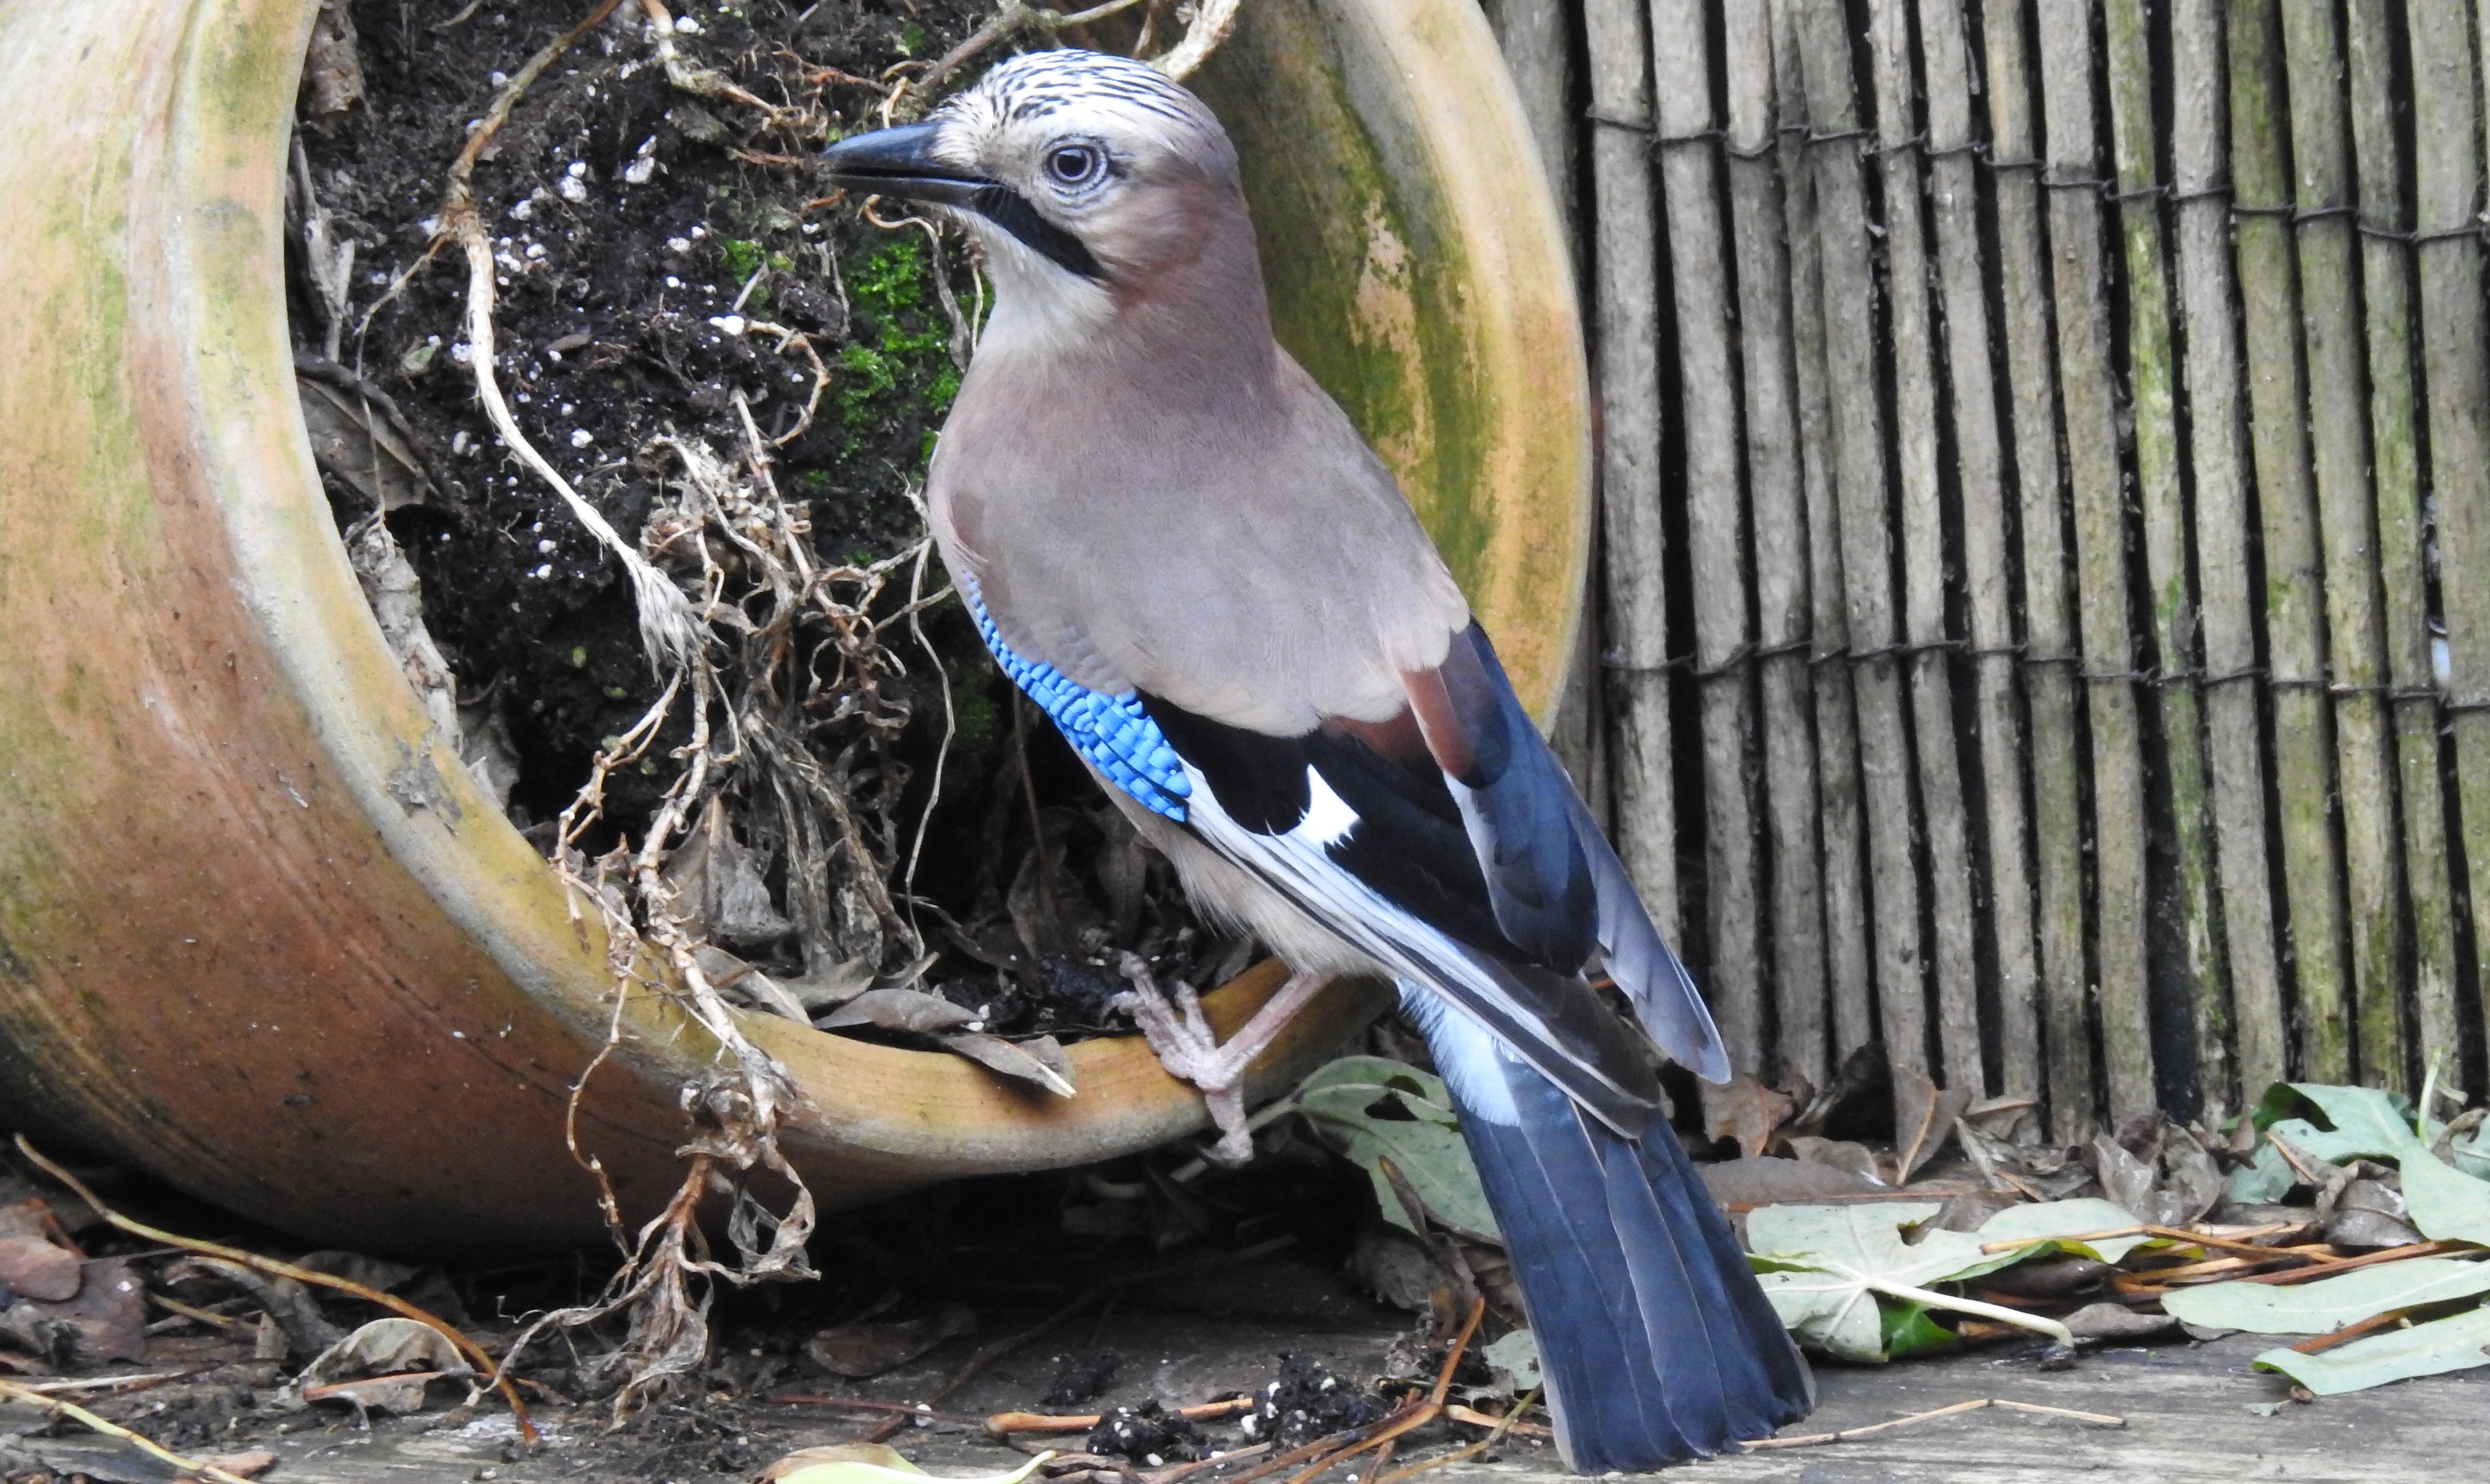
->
<box><xmin>1404</xmin><ymin>988</ymin><xmax>1812</xmax><ymax>1470</ymax></box>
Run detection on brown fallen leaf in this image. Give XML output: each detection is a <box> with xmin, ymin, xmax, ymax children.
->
<box><xmin>938</xmin><ymin>1031</ymin><xmax>1076</xmax><ymax>1098</ymax></box>
<box><xmin>1890</xmin><ymin>1067</ymin><xmax>1975</xmax><ymax>1184</ymax></box>
<box><xmin>806</xmin><ymin>1303</ymin><xmax>977</xmax><ymax>1378</ymax></box>
<box><xmin>294</xmin><ymin>1317</ymin><xmax>468</xmax><ymax>1417</ymax></box>
<box><xmin>302</xmin><ymin>1369</ymin><xmax>446</xmax><ymax>1415</ymax></box>
<box><xmin>0</xmin><ymin>1257</ymin><xmax>148</xmax><ymax>1366</ymax></box>
<box><xmin>181</xmin><ymin>1450</ymin><xmax>278</xmax><ymax>1482</ymax></box>
<box><xmin>1784</xmin><ymin>1136</ymin><xmax>1886</xmax><ymax>1184</ymax></box>
<box><xmin>1698</xmin><ymin>1156</ymin><xmax>1886</xmax><ymax>1209</ymax></box>
<box><xmin>1702</xmin><ymin>1075</ymin><xmax>1796</xmax><ymax>1159</ymax></box>
<box><xmin>2061</xmin><ymin>1302</ymin><xmax>2183</xmax><ymax>1342</ymax></box>
<box><xmin>820</xmin><ymin>988</ymin><xmax>977</xmax><ymax>1036</ymax></box>
<box><xmin>0</xmin><ymin>1232</ymin><xmax>83</xmax><ymax>1303</ymax></box>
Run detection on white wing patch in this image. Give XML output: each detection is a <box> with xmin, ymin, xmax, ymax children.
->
<box><xmin>1180</xmin><ymin>761</ymin><xmax>1644</xmax><ymax>1118</ymax></box>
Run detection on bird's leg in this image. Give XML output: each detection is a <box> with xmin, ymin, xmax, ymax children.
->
<box><xmin>1114</xmin><ymin>954</ymin><xmax>1336</xmax><ymax>1165</ymax></box>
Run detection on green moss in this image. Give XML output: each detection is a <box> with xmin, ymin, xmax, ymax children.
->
<box><xmin>834</xmin><ymin>237</ymin><xmax>960</xmax><ymax>454</ymax></box>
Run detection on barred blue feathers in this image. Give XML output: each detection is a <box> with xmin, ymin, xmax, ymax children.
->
<box><xmin>964</xmin><ymin>580</ymin><xmax>1192</xmax><ymax>821</ymax></box>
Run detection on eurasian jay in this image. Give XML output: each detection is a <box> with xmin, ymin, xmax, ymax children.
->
<box><xmin>821</xmin><ymin>50</ymin><xmax>1812</xmax><ymax>1468</ymax></box>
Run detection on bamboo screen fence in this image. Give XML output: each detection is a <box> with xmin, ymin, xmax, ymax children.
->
<box><xmin>1479</xmin><ymin>0</ymin><xmax>2490</xmax><ymax>1137</ymax></box>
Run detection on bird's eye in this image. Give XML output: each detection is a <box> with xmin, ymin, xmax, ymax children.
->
<box><xmin>1045</xmin><ymin>144</ymin><xmax>1103</xmax><ymax>187</ymax></box>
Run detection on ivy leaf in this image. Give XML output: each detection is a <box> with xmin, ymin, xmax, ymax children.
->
<box><xmin>1976</xmin><ymin>1198</ymin><xmax>2151</xmax><ymax>1265</ymax></box>
<box><xmin>1289</xmin><ymin>1057</ymin><xmax>1498</xmax><ymax>1243</ymax></box>
<box><xmin>1746</xmin><ymin>1204</ymin><xmax>2047</xmax><ymax>1362</ymax></box>
<box><xmin>2401</xmin><ymin>1145</ymin><xmax>2490</xmax><ymax>1243</ymax></box>
<box><xmin>2252</xmin><ymin>1306</ymin><xmax>2490</xmax><ymax>1396</ymax></box>
<box><xmin>2250</xmin><ymin>1084</ymin><xmax>2420</xmax><ymax>1164</ymax></box>
<box><xmin>2161</xmin><ymin>1258</ymin><xmax>2490</xmax><ymax>1335</ymax></box>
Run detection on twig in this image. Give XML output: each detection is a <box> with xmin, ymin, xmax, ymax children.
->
<box><xmin>1273</xmin><ymin>1299</ymin><xmax>1484</xmax><ymax>1484</ymax></box>
<box><xmin>0</xmin><ymin>1379</ymin><xmax>262</xmax><ymax>1483</ymax></box>
<box><xmin>1443</xmin><ymin>1403</ymin><xmax>1549</xmax><ymax>1438</ymax></box>
<box><xmin>1370</xmin><ymin>1389</ymin><xmax>1544</xmax><ymax>1484</ymax></box>
<box><xmin>1979</xmin><ymin>1220</ymin><xmax>2296</xmax><ymax>1256</ymax></box>
<box><xmin>10</xmin><ymin>1369</ymin><xmax>206</xmax><ymax>1395</ymax></box>
<box><xmin>779</xmin><ymin>1396</ymin><xmax>987</xmax><ymax>1425</ymax></box>
<box><xmin>148</xmin><ymin>1293</ymin><xmax>257</xmax><ymax>1333</ymax></box>
<box><xmin>14</xmin><ymin>1137</ymin><xmax>534</xmax><ymax>1443</ymax></box>
<box><xmin>990</xmin><ymin>1399</ymin><xmax>1253</xmax><ymax>1435</ymax></box>
<box><xmin>2287</xmin><ymin>1305</ymin><xmax>2431</xmax><ymax>1355</ymax></box>
<box><xmin>2242</xmin><ymin>1240</ymin><xmax>2474</xmax><ymax>1286</ymax></box>
<box><xmin>1745</xmin><ymin>1396</ymin><xmax>2124</xmax><ymax>1450</ymax></box>
<box><xmin>2267</xmin><ymin>1131</ymin><xmax>2330</xmax><ymax>1186</ymax></box>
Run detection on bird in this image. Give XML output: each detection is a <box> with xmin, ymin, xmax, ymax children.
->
<box><xmin>821</xmin><ymin>49</ymin><xmax>1812</xmax><ymax>1469</ymax></box>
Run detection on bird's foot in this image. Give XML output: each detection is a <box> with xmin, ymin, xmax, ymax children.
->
<box><xmin>1114</xmin><ymin>954</ymin><xmax>1335</xmax><ymax>1166</ymax></box>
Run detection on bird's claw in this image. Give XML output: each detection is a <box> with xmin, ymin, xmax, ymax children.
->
<box><xmin>1114</xmin><ymin>954</ymin><xmax>1257</xmax><ymax>1165</ymax></box>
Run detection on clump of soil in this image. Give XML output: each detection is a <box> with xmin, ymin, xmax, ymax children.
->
<box><xmin>287</xmin><ymin>0</ymin><xmax>1247</xmax><ymax>1040</ymax></box>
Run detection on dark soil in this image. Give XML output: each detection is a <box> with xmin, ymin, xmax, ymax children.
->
<box><xmin>290</xmin><ymin>0</ymin><xmax>1245</xmax><ymax>1026</ymax></box>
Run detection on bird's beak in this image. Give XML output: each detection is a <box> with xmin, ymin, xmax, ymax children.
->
<box><xmin>823</xmin><ymin>120</ymin><xmax>1108</xmax><ymax>281</ymax></box>
<box><xmin>820</xmin><ymin>121</ymin><xmax>992</xmax><ymax>206</ymax></box>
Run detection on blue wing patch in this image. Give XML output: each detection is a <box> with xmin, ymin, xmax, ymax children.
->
<box><xmin>962</xmin><ymin>581</ymin><xmax>1190</xmax><ymax>821</ymax></box>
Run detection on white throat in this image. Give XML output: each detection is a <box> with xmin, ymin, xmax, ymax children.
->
<box><xmin>964</xmin><ymin>220</ymin><xmax>1114</xmax><ymax>362</ymax></box>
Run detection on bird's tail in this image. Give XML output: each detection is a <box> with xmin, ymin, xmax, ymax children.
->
<box><xmin>1404</xmin><ymin>989</ymin><xmax>1812</xmax><ymax>1472</ymax></box>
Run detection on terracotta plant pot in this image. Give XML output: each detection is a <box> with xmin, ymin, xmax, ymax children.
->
<box><xmin>0</xmin><ymin>0</ymin><xmax>1589</xmax><ymax>1255</ymax></box>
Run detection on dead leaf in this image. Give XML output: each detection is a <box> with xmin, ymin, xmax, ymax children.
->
<box><xmin>298</xmin><ymin>378</ymin><xmax>431</xmax><ymax>512</ymax></box>
<box><xmin>2322</xmin><ymin>1166</ymin><xmax>2422</xmax><ymax>1249</ymax></box>
<box><xmin>0</xmin><ymin>1258</ymin><xmax>147</xmax><ymax>1366</ymax></box>
<box><xmin>937</xmin><ymin>1032</ymin><xmax>1075</xmax><ymax>1097</ymax></box>
<box><xmin>820</xmin><ymin>988</ymin><xmax>976</xmax><ymax>1035</ymax></box>
<box><xmin>0</xmin><ymin>1233</ymin><xmax>82</xmax><ymax>1303</ymax></box>
<box><xmin>182</xmin><ymin>1451</ymin><xmax>279</xmax><ymax>1482</ymax></box>
<box><xmin>1890</xmin><ymin>1067</ymin><xmax>1975</xmax><ymax>1183</ymax></box>
<box><xmin>666</xmin><ymin>797</ymin><xmax>796</xmax><ymax>948</ymax></box>
<box><xmin>303</xmin><ymin>1369</ymin><xmax>449</xmax><ymax>1415</ymax></box>
<box><xmin>695</xmin><ymin>943</ymin><xmax>814</xmax><ymax>1025</ymax></box>
<box><xmin>298</xmin><ymin>0</ymin><xmax>364</xmax><ymax>120</ymax></box>
<box><xmin>1980</xmin><ymin>1255</ymin><xmax>2114</xmax><ymax>1297</ymax></box>
<box><xmin>2062</xmin><ymin>1302</ymin><xmax>2183</xmax><ymax>1342</ymax></box>
<box><xmin>1790</xmin><ymin>1042</ymin><xmax>1887</xmax><ymax>1131</ymax></box>
<box><xmin>1784</xmin><ymin>1136</ymin><xmax>1887</xmax><ymax>1184</ymax></box>
<box><xmin>805</xmin><ymin>1303</ymin><xmax>976</xmax><ymax>1378</ymax></box>
<box><xmin>1701</xmin><ymin>1075</ymin><xmax>1795</xmax><ymax>1158</ymax></box>
<box><xmin>180</xmin><ymin>1258</ymin><xmax>344</xmax><ymax>1355</ymax></box>
<box><xmin>1954</xmin><ymin>1119</ymin><xmax>2098</xmax><ymax>1200</ymax></box>
<box><xmin>2089</xmin><ymin>1116</ymin><xmax>2225</xmax><ymax>1226</ymax></box>
<box><xmin>1698</xmin><ymin>1156</ymin><xmax>1886</xmax><ymax>1208</ymax></box>
<box><xmin>296</xmin><ymin>1316</ymin><xmax>468</xmax><ymax>1417</ymax></box>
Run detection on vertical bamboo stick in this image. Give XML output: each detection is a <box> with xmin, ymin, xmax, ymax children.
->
<box><xmin>1725</xmin><ymin>0</ymin><xmax>1829</xmax><ymax>1084</ymax></box>
<box><xmin>2104</xmin><ymin>0</ymin><xmax>2226</xmax><ymax>1110</ymax></box>
<box><xmin>2348</xmin><ymin>0</ymin><xmax>2456</xmax><ymax>1085</ymax></box>
<box><xmin>2412</xmin><ymin>0</ymin><xmax>2490</xmax><ymax>1092</ymax></box>
<box><xmin>1647</xmin><ymin>0</ymin><xmax>1762</xmax><ymax>1071</ymax></box>
<box><xmin>2034</xmin><ymin>0</ymin><xmax>2155</xmax><ymax>1123</ymax></box>
<box><xmin>2278</xmin><ymin>0</ymin><xmax>2405</xmax><ymax>1089</ymax></box>
<box><xmin>1866</xmin><ymin>0</ymin><xmax>1982</xmax><ymax>1092</ymax></box>
<box><xmin>1773</xmin><ymin>0</ymin><xmax>1876</xmax><ymax>1064</ymax></box>
<box><xmin>1985</xmin><ymin>0</ymin><xmax>2094</xmax><ymax>1136</ymax></box>
<box><xmin>1792</xmin><ymin>0</ymin><xmax>1930</xmax><ymax>1083</ymax></box>
<box><xmin>2233</xmin><ymin>0</ymin><xmax>2351</xmax><ymax>1084</ymax></box>
<box><xmin>1921</xmin><ymin>0</ymin><xmax>2040</xmax><ymax>1109</ymax></box>
<box><xmin>1581</xmin><ymin>0</ymin><xmax>1677</xmax><ymax>940</ymax></box>
<box><xmin>2171</xmin><ymin>0</ymin><xmax>2283</xmax><ymax>1106</ymax></box>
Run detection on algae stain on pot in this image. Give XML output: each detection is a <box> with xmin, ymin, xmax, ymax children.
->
<box><xmin>1191</xmin><ymin>0</ymin><xmax>1495</xmax><ymax>609</ymax></box>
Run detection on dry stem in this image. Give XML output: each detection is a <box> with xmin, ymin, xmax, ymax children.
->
<box><xmin>14</xmin><ymin>1137</ymin><xmax>536</xmax><ymax>1443</ymax></box>
<box><xmin>0</xmin><ymin>1380</ymin><xmax>262</xmax><ymax>1484</ymax></box>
